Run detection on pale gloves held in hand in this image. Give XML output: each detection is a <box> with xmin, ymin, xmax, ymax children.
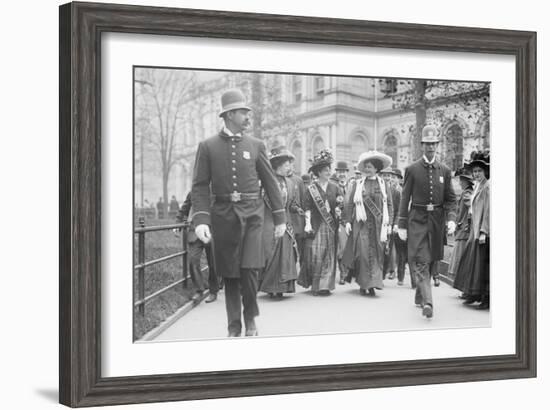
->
<box><xmin>195</xmin><ymin>224</ymin><xmax>212</xmax><ymax>244</ymax></box>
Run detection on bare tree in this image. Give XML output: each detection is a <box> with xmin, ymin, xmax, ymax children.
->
<box><xmin>135</xmin><ymin>68</ymin><xmax>199</xmax><ymax>218</ymax></box>
<box><xmin>246</xmin><ymin>73</ymin><xmax>301</xmax><ymax>148</ymax></box>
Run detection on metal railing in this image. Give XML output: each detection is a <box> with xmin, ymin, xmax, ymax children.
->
<box><xmin>134</xmin><ymin>216</ymin><xmax>190</xmax><ymax>316</ymax></box>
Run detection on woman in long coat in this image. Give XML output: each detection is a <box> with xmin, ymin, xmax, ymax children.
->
<box><xmin>342</xmin><ymin>151</ymin><xmax>393</xmax><ymax>296</ymax></box>
<box><xmin>260</xmin><ymin>147</ymin><xmax>299</xmax><ymax>298</ymax></box>
<box><xmin>453</xmin><ymin>150</ymin><xmax>490</xmax><ymax>309</ymax></box>
<box><xmin>299</xmin><ymin>149</ymin><xmax>344</xmax><ymax>295</ymax></box>
<box><xmin>449</xmin><ymin>167</ymin><xmax>474</xmax><ymax>289</ymax></box>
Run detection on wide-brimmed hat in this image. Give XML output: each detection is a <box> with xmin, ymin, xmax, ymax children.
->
<box><xmin>454</xmin><ymin>166</ymin><xmax>473</xmax><ymax>182</ymax></box>
<box><xmin>335</xmin><ymin>161</ymin><xmax>349</xmax><ymax>171</ymax></box>
<box><xmin>219</xmin><ymin>89</ymin><xmax>251</xmax><ymax>117</ymax></box>
<box><xmin>308</xmin><ymin>149</ymin><xmax>334</xmax><ymax>173</ymax></box>
<box><xmin>421</xmin><ymin>124</ymin><xmax>440</xmax><ymax>143</ymax></box>
<box><xmin>356</xmin><ymin>151</ymin><xmax>393</xmax><ymax>174</ymax></box>
<box><xmin>465</xmin><ymin>149</ymin><xmax>490</xmax><ymax>170</ymax></box>
<box><xmin>268</xmin><ymin>145</ymin><xmax>295</xmax><ymax>165</ymax></box>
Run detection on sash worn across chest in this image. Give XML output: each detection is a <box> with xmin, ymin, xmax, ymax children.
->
<box><xmin>308</xmin><ymin>183</ymin><xmax>336</xmax><ymax>233</ymax></box>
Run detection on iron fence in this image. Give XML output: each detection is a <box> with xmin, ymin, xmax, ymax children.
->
<box><xmin>134</xmin><ymin>216</ymin><xmax>190</xmax><ymax>316</ymax></box>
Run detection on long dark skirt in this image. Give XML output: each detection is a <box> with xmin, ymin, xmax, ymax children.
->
<box><xmin>259</xmin><ymin>231</ymin><xmax>298</xmax><ymax>294</ymax></box>
<box><xmin>299</xmin><ymin>221</ymin><xmax>336</xmax><ymax>292</ymax></box>
<box><xmin>342</xmin><ymin>218</ymin><xmax>384</xmax><ymax>290</ymax></box>
<box><xmin>453</xmin><ymin>237</ymin><xmax>490</xmax><ymax>296</ymax></box>
<box><xmin>448</xmin><ymin>238</ymin><xmax>468</xmax><ymax>278</ymax></box>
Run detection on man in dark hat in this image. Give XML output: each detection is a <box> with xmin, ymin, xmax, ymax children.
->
<box><xmin>191</xmin><ymin>89</ymin><xmax>286</xmax><ymax>337</ymax></box>
<box><xmin>397</xmin><ymin>125</ymin><xmax>457</xmax><ymax>318</ymax></box>
<box><xmin>335</xmin><ymin>161</ymin><xmax>350</xmax><ymax>186</ymax></box>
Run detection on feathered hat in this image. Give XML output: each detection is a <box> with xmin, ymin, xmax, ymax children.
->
<box><xmin>308</xmin><ymin>149</ymin><xmax>334</xmax><ymax>173</ymax></box>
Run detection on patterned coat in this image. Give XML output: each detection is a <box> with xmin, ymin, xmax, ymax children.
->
<box><xmin>397</xmin><ymin>158</ymin><xmax>457</xmax><ymax>262</ymax></box>
<box><xmin>191</xmin><ymin>130</ymin><xmax>285</xmax><ymax>278</ymax></box>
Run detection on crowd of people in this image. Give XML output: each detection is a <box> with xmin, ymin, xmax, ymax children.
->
<box><xmin>177</xmin><ymin>88</ymin><xmax>490</xmax><ymax>337</ymax></box>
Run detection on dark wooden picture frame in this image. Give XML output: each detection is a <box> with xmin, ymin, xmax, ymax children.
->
<box><xmin>59</xmin><ymin>1</ymin><xmax>536</xmax><ymax>407</ymax></box>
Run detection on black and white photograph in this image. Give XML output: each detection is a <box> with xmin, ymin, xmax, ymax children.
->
<box><xmin>133</xmin><ymin>67</ymin><xmax>491</xmax><ymax>342</ymax></box>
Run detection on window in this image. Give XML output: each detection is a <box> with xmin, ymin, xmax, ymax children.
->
<box><xmin>293</xmin><ymin>76</ymin><xmax>302</xmax><ymax>102</ymax></box>
<box><xmin>314</xmin><ymin>76</ymin><xmax>325</xmax><ymax>96</ymax></box>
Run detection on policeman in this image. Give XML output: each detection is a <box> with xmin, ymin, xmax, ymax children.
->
<box><xmin>397</xmin><ymin>125</ymin><xmax>457</xmax><ymax>318</ymax></box>
<box><xmin>191</xmin><ymin>89</ymin><xmax>286</xmax><ymax>337</ymax></box>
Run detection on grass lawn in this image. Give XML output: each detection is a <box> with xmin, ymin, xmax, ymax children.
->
<box><xmin>133</xmin><ymin>218</ymin><xmax>199</xmax><ymax>341</ymax></box>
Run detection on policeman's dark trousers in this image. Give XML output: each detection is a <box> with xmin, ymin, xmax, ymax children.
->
<box><xmin>188</xmin><ymin>240</ymin><xmax>220</xmax><ymax>294</ymax></box>
<box><xmin>224</xmin><ymin>269</ymin><xmax>259</xmax><ymax>334</ymax></box>
<box><xmin>430</xmin><ymin>260</ymin><xmax>440</xmax><ymax>281</ymax></box>
<box><xmin>393</xmin><ymin>235</ymin><xmax>409</xmax><ymax>284</ymax></box>
<box><xmin>412</xmin><ymin>261</ymin><xmax>433</xmax><ymax>307</ymax></box>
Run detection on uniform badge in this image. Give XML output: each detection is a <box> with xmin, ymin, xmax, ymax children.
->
<box><xmin>439</xmin><ymin>176</ymin><xmax>444</xmax><ymax>183</ymax></box>
<box><xmin>243</xmin><ymin>151</ymin><xmax>250</xmax><ymax>159</ymax></box>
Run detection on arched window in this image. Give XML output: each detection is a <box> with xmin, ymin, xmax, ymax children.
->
<box><xmin>351</xmin><ymin>133</ymin><xmax>369</xmax><ymax>162</ymax></box>
<box><xmin>383</xmin><ymin>132</ymin><xmax>398</xmax><ymax>167</ymax></box>
<box><xmin>312</xmin><ymin>135</ymin><xmax>325</xmax><ymax>155</ymax></box>
<box><xmin>291</xmin><ymin>140</ymin><xmax>303</xmax><ymax>174</ymax></box>
<box><xmin>443</xmin><ymin>123</ymin><xmax>464</xmax><ymax>171</ymax></box>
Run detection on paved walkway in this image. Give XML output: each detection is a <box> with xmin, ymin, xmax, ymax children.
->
<box><xmin>152</xmin><ymin>275</ymin><xmax>490</xmax><ymax>342</ymax></box>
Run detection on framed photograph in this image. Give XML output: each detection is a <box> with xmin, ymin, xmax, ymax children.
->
<box><xmin>59</xmin><ymin>1</ymin><xmax>536</xmax><ymax>407</ymax></box>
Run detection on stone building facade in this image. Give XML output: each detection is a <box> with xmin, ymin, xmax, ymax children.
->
<box><xmin>138</xmin><ymin>71</ymin><xmax>490</xmax><ymax>205</ymax></box>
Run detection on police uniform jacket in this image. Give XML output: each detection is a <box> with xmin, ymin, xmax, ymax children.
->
<box><xmin>397</xmin><ymin>157</ymin><xmax>457</xmax><ymax>262</ymax></box>
<box><xmin>191</xmin><ymin>130</ymin><xmax>285</xmax><ymax>278</ymax></box>
<box><xmin>390</xmin><ymin>184</ymin><xmax>401</xmax><ymax>227</ymax></box>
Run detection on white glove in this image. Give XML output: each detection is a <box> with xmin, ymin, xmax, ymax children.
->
<box><xmin>392</xmin><ymin>224</ymin><xmax>399</xmax><ymax>234</ymax></box>
<box><xmin>345</xmin><ymin>222</ymin><xmax>352</xmax><ymax>235</ymax></box>
<box><xmin>447</xmin><ymin>221</ymin><xmax>456</xmax><ymax>235</ymax></box>
<box><xmin>195</xmin><ymin>224</ymin><xmax>212</xmax><ymax>244</ymax></box>
<box><xmin>304</xmin><ymin>210</ymin><xmax>313</xmax><ymax>234</ymax></box>
<box><xmin>335</xmin><ymin>207</ymin><xmax>342</xmax><ymax>218</ymax></box>
<box><xmin>274</xmin><ymin>223</ymin><xmax>286</xmax><ymax>238</ymax></box>
<box><xmin>398</xmin><ymin>228</ymin><xmax>407</xmax><ymax>241</ymax></box>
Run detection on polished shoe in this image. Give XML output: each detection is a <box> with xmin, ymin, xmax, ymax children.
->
<box><xmin>422</xmin><ymin>304</ymin><xmax>433</xmax><ymax>318</ymax></box>
<box><xmin>205</xmin><ymin>293</ymin><xmax>217</xmax><ymax>303</ymax></box>
<box><xmin>433</xmin><ymin>278</ymin><xmax>440</xmax><ymax>287</ymax></box>
<box><xmin>367</xmin><ymin>288</ymin><xmax>376</xmax><ymax>296</ymax></box>
<box><xmin>227</xmin><ymin>330</ymin><xmax>241</xmax><ymax>337</ymax></box>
